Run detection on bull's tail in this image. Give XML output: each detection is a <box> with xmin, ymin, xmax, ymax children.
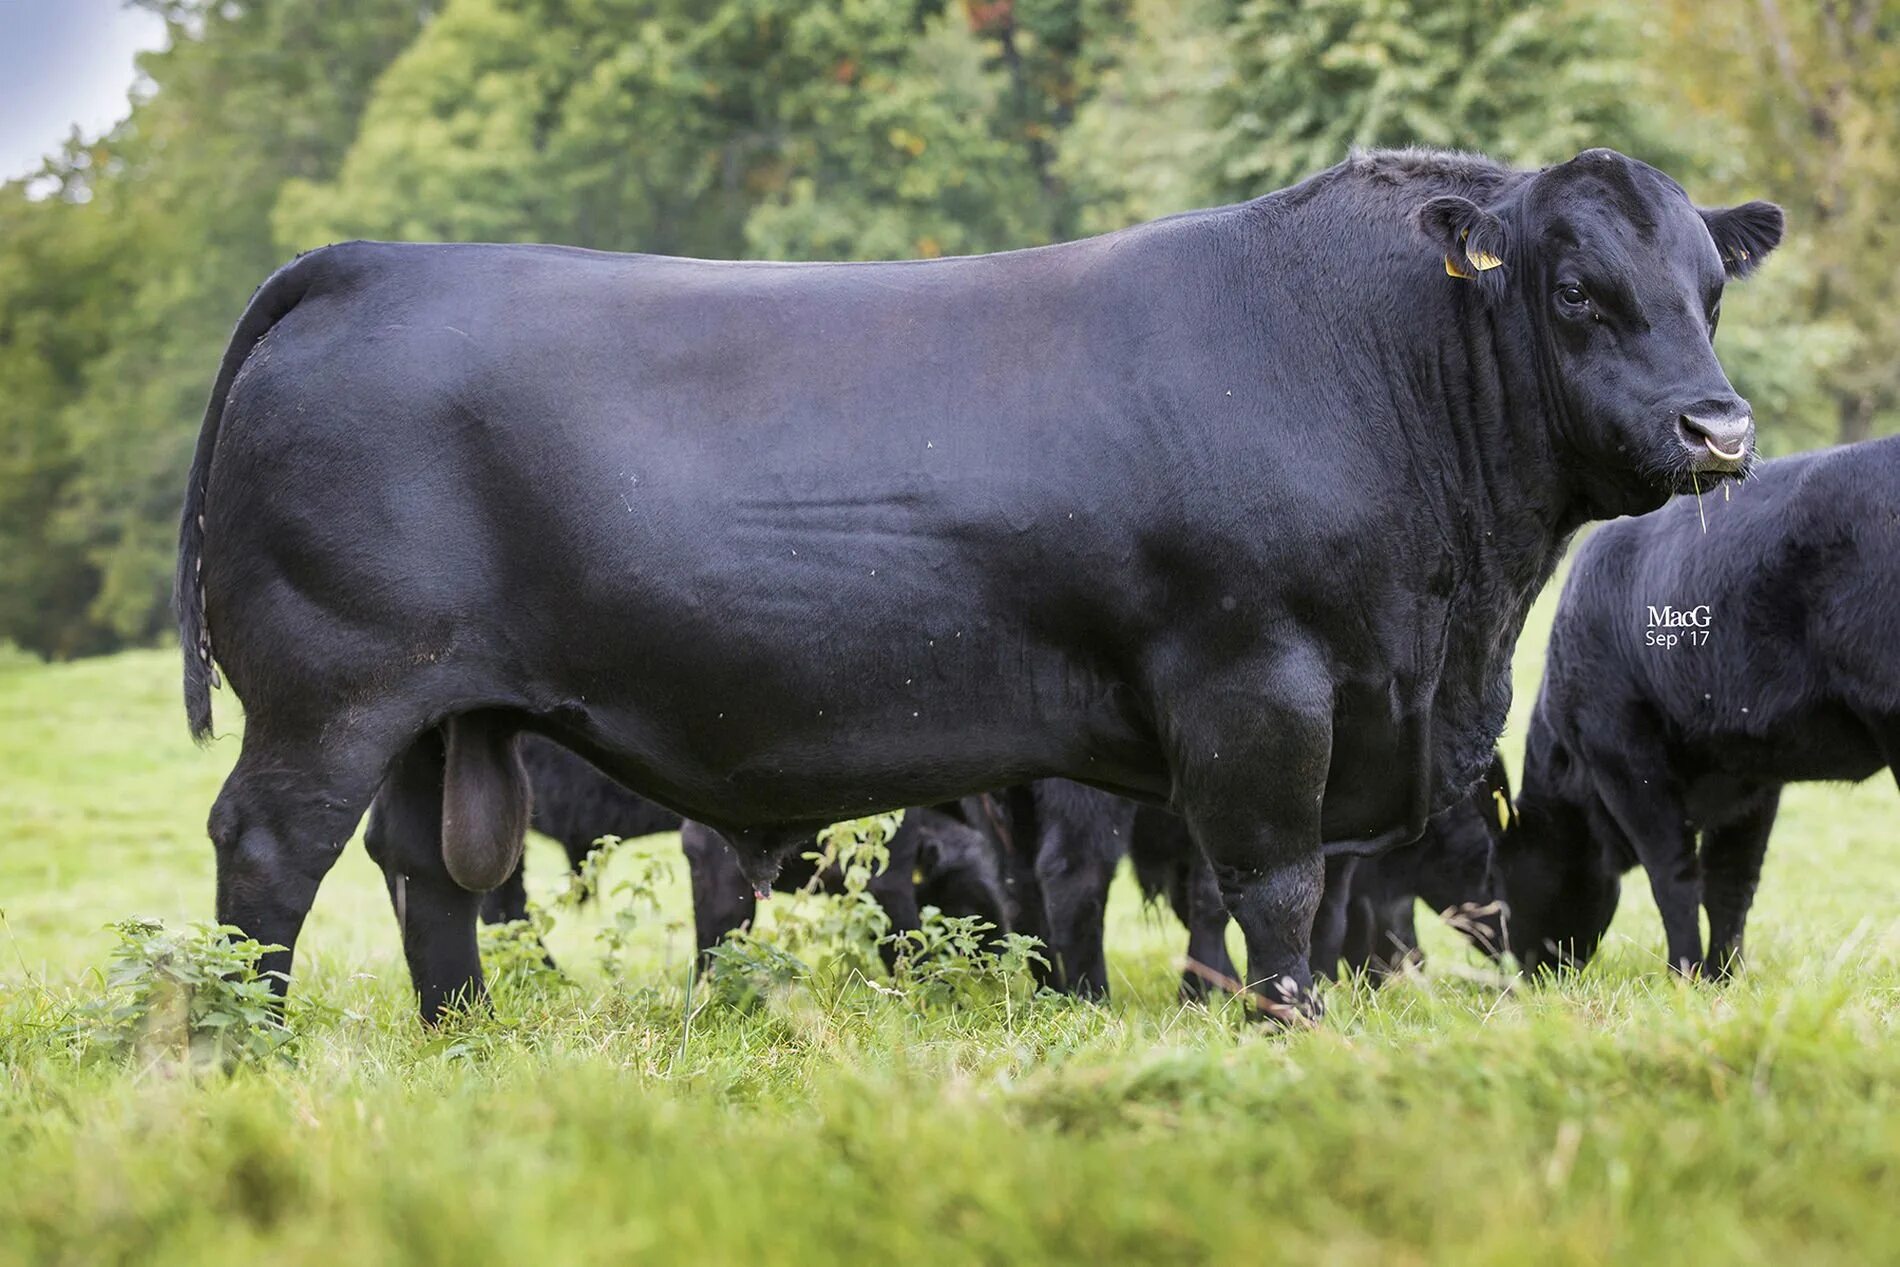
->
<box><xmin>440</xmin><ymin>713</ymin><xmax>532</xmax><ymax>893</ymax></box>
<box><xmin>176</xmin><ymin>248</ymin><xmax>333</xmax><ymax>742</ymax></box>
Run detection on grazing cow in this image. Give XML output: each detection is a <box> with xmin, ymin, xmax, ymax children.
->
<box><xmin>178</xmin><ymin>147</ymin><xmax>1780</xmax><ymax>1022</ymax></box>
<box><xmin>952</xmin><ymin>751</ymin><xmax>1505</xmax><ymax>996</ymax></box>
<box><xmin>398</xmin><ymin>736</ymin><xmax>1010</xmax><ymax>957</ymax></box>
<box><xmin>1329</xmin><ymin>752</ymin><xmax>1513</xmax><ymax>980</ymax></box>
<box><xmin>959</xmin><ymin>781</ymin><xmax>1136</xmax><ymax>996</ymax></box>
<box><xmin>1503</xmin><ymin>435</ymin><xmax>1900</xmax><ymax>976</ymax></box>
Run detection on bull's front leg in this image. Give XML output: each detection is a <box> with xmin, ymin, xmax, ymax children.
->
<box><xmin>1172</xmin><ymin>672</ymin><xmax>1332</xmax><ymax>1023</ymax></box>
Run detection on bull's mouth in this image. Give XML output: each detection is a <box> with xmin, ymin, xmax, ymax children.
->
<box><xmin>1667</xmin><ymin>436</ymin><xmax>1750</xmax><ymax>495</ymax></box>
<box><xmin>1670</xmin><ymin>460</ymin><xmax>1747</xmax><ymax>496</ymax></box>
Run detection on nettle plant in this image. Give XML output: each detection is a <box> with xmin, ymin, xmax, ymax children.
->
<box><xmin>701</xmin><ymin>811</ymin><xmax>1046</xmax><ymax>1013</ymax></box>
<box><xmin>477</xmin><ymin>833</ymin><xmax>677</xmax><ymax>998</ymax></box>
<box><xmin>888</xmin><ymin>914</ymin><xmax>1047</xmax><ymax>1011</ymax></box>
<box><xmin>76</xmin><ymin>919</ymin><xmax>293</xmax><ymax>1071</ymax></box>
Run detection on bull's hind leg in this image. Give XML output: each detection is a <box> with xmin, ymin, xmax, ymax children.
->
<box><xmin>362</xmin><ymin>730</ymin><xmax>489</xmax><ymax>1021</ymax></box>
<box><xmin>1699</xmin><ymin>792</ymin><xmax>1779</xmax><ymax>979</ymax></box>
<box><xmin>208</xmin><ymin>718</ymin><xmax>404</xmax><ymax>1005</ymax></box>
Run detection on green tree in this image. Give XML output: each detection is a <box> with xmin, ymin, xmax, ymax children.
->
<box><xmin>278</xmin><ymin>0</ymin><xmax>1129</xmax><ymax>262</ymax></box>
<box><xmin>1205</xmin><ymin>0</ymin><xmax>1681</xmax><ymax>200</ymax></box>
<box><xmin>1058</xmin><ymin>0</ymin><xmax>1232</xmax><ymax>231</ymax></box>
<box><xmin>0</xmin><ymin>0</ymin><xmax>430</xmax><ymax>655</ymax></box>
<box><xmin>276</xmin><ymin>0</ymin><xmax>750</xmax><ymax>254</ymax></box>
<box><xmin>0</xmin><ymin>173</ymin><xmax>143</xmax><ymax>655</ymax></box>
<box><xmin>1648</xmin><ymin>0</ymin><xmax>1900</xmax><ymax>448</ymax></box>
<box><xmin>1067</xmin><ymin>0</ymin><xmax>1679</xmax><ymax>226</ymax></box>
<box><xmin>739</xmin><ymin>4</ymin><xmax>1058</xmax><ymax>261</ymax></box>
<box><xmin>2</xmin><ymin>0</ymin><xmax>1890</xmax><ymax>661</ymax></box>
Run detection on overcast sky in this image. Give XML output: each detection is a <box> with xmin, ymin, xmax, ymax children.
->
<box><xmin>0</xmin><ymin>0</ymin><xmax>168</xmax><ymax>181</ymax></box>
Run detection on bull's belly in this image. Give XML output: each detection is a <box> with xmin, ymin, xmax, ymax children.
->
<box><xmin>549</xmin><ymin>711</ymin><xmax>1162</xmax><ymax>831</ymax></box>
<box><xmin>524</xmin><ymin>620</ymin><xmax>1164</xmax><ymax>829</ymax></box>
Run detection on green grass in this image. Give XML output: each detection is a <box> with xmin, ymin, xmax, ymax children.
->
<box><xmin>3</xmin><ymin>576</ymin><xmax>1898</xmax><ymax>1265</ymax></box>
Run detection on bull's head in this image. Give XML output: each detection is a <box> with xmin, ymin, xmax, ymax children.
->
<box><xmin>1418</xmin><ymin>148</ymin><xmax>1783</xmax><ymax>518</ymax></box>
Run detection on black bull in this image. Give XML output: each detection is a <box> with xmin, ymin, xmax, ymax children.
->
<box><xmin>177</xmin><ymin>147</ymin><xmax>1780</xmax><ymax>1021</ymax></box>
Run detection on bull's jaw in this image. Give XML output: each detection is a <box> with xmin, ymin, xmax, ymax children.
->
<box><xmin>1669</xmin><ymin>449</ymin><xmax>1754</xmax><ymax>497</ymax></box>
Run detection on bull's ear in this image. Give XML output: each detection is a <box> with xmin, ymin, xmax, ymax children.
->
<box><xmin>1415</xmin><ymin>195</ymin><xmax>1508</xmax><ymax>293</ymax></box>
<box><xmin>1701</xmin><ymin>201</ymin><xmax>1784</xmax><ymax>278</ymax></box>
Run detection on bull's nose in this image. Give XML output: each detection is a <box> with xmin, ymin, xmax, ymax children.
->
<box><xmin>1679</xmin><ymin>408</ymin><xmax>1751</xmax><ymax>466</ymax></box>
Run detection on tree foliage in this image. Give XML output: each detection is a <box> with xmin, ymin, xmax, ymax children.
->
<box><xmin>1646</xmin><ymin>0</ymin><xmax>1900</xmax><ymax>449</ymax></box>
<box><xmin>1068</xmin><ymin>0</ymin><xmax>1681</xmax><ymax>226</ymax></box>
<box><xmin>0</xmin><ymin>0</ymin><xmax>1892</xmax><ymax>658</ymax></box>
<box><xmin>0</xmin><ymin>0</ymin><xmax>429</xmax><ymax>655</ymax></box>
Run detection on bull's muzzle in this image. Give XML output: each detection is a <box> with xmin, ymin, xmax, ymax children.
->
<box><xmin>1679</xmin><ymin>407</ymin><xmax>1752</xmax><ymax>470</ymax></box>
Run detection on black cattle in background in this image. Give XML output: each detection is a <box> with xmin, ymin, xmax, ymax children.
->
<box><xmin>969</xmin><ymin>782</ymin><xmax>1363</xmax><ymax>999</ymax></box>
<box><xmin>959</xmin><ymin>782</ymin><xmax>1136</xmax><ymax>997</ymax></box>
<box><xmin>448</xmin><ymin>737</ymin><xmax>1009</xmax><ymax>963</ymax></box>
<box><xmin>1327</xmin><ymin>753</ymin><xmax>1513</xmax><ymax>979</ymax></box>
<box><xmin>1504</xmin><ymin>434</ymin><xmax>1900</xmax><ymax>977</ymax></box>
<box><xmin>683</xmin><ymin>808</ymin><xmax>1008</xmax><ymax>967</ymax></box>
<box><xmin>181</xmin><ymin>146</ymin><xmax>1782</xmax><ymax>1022</ymax></box>
<box><xmin>981</xmin><ymin>761</ymin><xmax>1511</xmax><ymax>1002</ymax></box>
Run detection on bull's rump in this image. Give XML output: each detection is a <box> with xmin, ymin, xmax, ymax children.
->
<box><xmin>202</xmin><ymin>240</ymin><xmax>1168</xmax><ymax>821</ymax></box>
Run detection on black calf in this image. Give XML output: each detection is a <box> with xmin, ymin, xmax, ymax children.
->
<box><xmin>965</xmin><ymin>762</ymin><xmax>1507</xmax><ymax>1005</ymax></box>
<box><xmin>1504</xmin><ymin>435</ymin><xmax>1900</xmax><ymax>976</ymax></box>
<box><xmin>954</xmin><ymin>782</ymin><xmax>1134</xmax><ymax>996</ymax></box>
<box><xmin>1329</xmin><ymin>752</ymin><xmax>1513</xmax><ymax>979</ymax></box>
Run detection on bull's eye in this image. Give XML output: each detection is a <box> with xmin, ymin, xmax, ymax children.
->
<box><xmin>1555</xmin><ymin>283</ymin><xmax>1591</xmax><ymax>315</ymax></box>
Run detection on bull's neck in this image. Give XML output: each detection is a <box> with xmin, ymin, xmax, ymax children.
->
<box><xmin>1404</xmin><ymin>293</ymin><xmax>1581</xmax><ymax>613</ymax></box>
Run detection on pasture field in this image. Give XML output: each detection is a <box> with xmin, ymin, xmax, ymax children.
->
<box><xmin>3</xmin><ymin>580</ymin><xmax>1898</xmax><ymax>1267</ymax></box>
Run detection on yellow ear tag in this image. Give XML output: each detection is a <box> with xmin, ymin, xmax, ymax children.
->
<box><xmin>1459</xmin><ymin>228</ymin><xmax>1503</xmax><ymax>270</ymax></box>
<box><xmin>1493</xmin><ymin>788</ymin><xmax>1512</xmax><ymax>831</ymax></box>
<box><xmin>1447</xmin><ymin>228</ymin><xmax>1500</xmax><ymax>276</ymax></box>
